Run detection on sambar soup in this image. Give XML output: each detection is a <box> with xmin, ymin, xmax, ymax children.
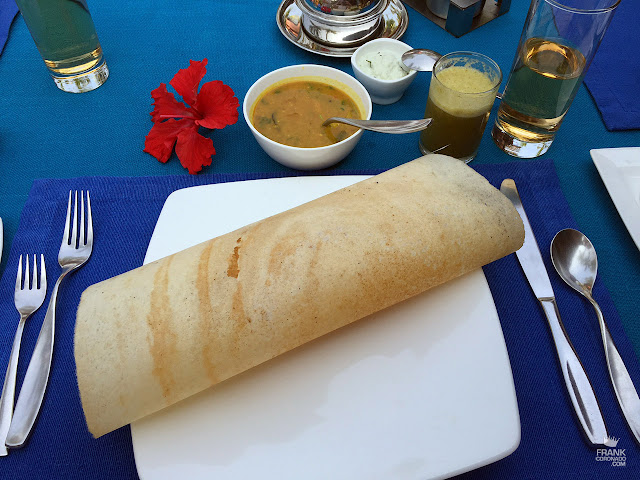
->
<box><xmin>251</xmin><ymin>79</ymin><xmax>363</xmax><ymax>148</ymax></box>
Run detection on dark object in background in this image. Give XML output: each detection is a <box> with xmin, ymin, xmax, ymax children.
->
<box><xmin>403</xmin><ymin>0</ymin><xmax>511</xmax><ymax>37</ymax></box>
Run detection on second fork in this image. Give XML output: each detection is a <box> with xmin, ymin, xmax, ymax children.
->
<box><xmin>0</xmin><ymin>255</ymin><xmax>47</xmax><ymax>456</ymax></box>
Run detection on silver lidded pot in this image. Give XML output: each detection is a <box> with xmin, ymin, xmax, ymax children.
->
<box><xmin>296</xmin><ymin>0</ymin><xmax>390</xmax><ymax>47</ymax></box>
<box><xmin>302</xmin><ymin>0</ymin><xmax>381</xmax><ymax>15</ymax></box>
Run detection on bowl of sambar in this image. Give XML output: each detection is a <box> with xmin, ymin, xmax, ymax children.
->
<box><xmin>243</xmin><ymin>64</ymin><xmax>372</xmax><ymax>170</ymax></box>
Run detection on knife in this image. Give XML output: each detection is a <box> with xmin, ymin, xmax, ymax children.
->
<box><xmin>501</xmin><ymin>179</ymin><xmax>609</xmax><ymax>446</ymax></box>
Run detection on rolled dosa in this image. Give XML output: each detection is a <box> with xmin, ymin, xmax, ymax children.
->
<box><xmin>75</xmin><ymin>155</ymin><xmax>524</xmax><ymax>438</ymax></box>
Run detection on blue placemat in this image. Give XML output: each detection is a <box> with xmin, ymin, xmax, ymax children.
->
<box><xmin>0</xmin><ymin>159</ymin><xmax>638</xmax><ymax>478</ymax></box>
<box><xmin>0</xmin><ymin>0</ymin><xmax>17</xmax><ymax>56</ymax></box>
<box><xmin>584</xmin><ymin>0</ymin><xmax>640</xmax><ymax>131</ymax></box>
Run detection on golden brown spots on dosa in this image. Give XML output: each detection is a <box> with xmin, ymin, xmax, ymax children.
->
<box><xmin>232</xmin><ymin>283</ymin><xmax>247</xmax><ymax>324</ymax></box>
<box><xmin>268</xmin><ymin>231</ymin><xmax>305</xmax><ymax>276</ymax></box>
<box><xmin>146</xmin><ymin>256</ymin><xmax>179</xmax><ymax>401</ymax></box>
<box><xmin>196</xmin><ymin>241</ymin><xmax>219</xmax><ymax>384</ymax></box>
<box><xmin>297</xmin><ymin>240</ymin><xmax>322</xmax><ymax>332</ymax></box>
<box><xmin>227</xmin><ymin>238</ymin><xmax>242</xmax><ymax>278</ymax></box>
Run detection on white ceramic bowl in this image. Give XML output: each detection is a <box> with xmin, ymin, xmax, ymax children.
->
<box><xmin>243</xmin><ymin>64</ymin><xmax>372</xmax><ymax>170</ymax></box>
<box><xmin>351</xmin><ymin>38</ymin><xmax>417</xmax><ymax>105</ymax></box>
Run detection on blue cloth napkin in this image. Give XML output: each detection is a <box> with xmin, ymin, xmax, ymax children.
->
<box><xmin>0</xmin><ymin>0</ymin><xmax>17</xmax><ymax>56</ymax></box>
<box><xmin>584</xmin><ymin>0</ymin><xmax>640</xmax><ymax>131</ymax></box>
<box><xmin>0</xmin><ymin>159</ymin><xmax>638</xmax><ymax>479</ymax></box>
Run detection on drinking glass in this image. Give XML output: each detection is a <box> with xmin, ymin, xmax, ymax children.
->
<box><xmin>491</xmin><ymin>0</ymin><xmax>619</xmax><ymax>158</ymax></box>
<box><xmin>419</xmin><ymin>52</ymin><xmax>501</xmax><ymax>163</ymax></box>
<box><xmin>15</xmin><ymin>0</ymin><xmax>109</xmax><ymax>93</ymax></box>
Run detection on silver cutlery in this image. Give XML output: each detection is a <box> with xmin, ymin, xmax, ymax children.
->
<box><xmin>5</xmin><ymin>191</ymin><xmax>93</xmax><ymax>448</ymax></box>
<box><xmin>401</xmin><ymin>48</ymin><xmax>442</xmax><ymax>72</ymax></box>
<box><xmin>500</xmin><ymin>179</ymin><xmax>609</xmax><ymax>446</ymax></box>
<box><xmin>551</xmin><ymin>228</ymin><xmax>640</xmax><ymax>445</ymax></box>
<box><xmin>0</xmin><ymin>255</ymin><xmax>47</xmax><ymax>456</ymax></box>
<box><xmin>322</xmin><ymin>117</ymin><xmax>432</xmax><ymax>134</ymax></box>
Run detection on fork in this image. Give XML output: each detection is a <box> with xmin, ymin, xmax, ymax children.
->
<box><xmin>5</xmin><ymin>191</ymin><xmax>93</xmax><ymax>448</ymax></box>
<box><xmin>0</xmin><ymin>255</ymin><xmax>47</xmax><ymax>456</ymax></box>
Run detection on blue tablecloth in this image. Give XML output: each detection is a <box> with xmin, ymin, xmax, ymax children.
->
<box><xmin>0</xmin><ymin>0</ymin><xmax>639</xmax><ymax>478</ymax></box>
<box><xmin>0</xmin><ymin>160</ymin><xmax>638</xmax><ymax>479</ymax></box>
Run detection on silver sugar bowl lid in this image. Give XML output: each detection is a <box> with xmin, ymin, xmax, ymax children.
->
<box><xmin>301</xmin><ymin>0</ymin><xmax>382</xmax><ymax>15</ymax></box>
<box><xmin>295</xmin><ymin>0</ymin><xmax>390</xmax><ymax>47</ymax></box>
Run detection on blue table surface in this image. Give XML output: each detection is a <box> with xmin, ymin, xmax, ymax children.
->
<box><xmin>0</xmin><ymin>0</ymin><xmax>638</xmax><ymax>457</ymax></box>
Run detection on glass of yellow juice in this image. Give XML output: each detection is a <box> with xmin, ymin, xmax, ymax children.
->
<box><xmin>492</xmin><ymin>0</ymin><xmax>620</xmax><ymax>158</ymax></box>
<box><xmin>15</xmin><ymin>0</ymin><xmax>108</xmax><ymax>93</ymax></box>
<box><xmin>419</xmin><ymin>52</ymin><xmax>502</xmax><ymax>164</ymax></box>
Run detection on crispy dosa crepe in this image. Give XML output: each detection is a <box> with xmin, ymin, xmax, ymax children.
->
<box><xmin>75</xmin><ymin>155</ymin><xmax>524</xmax><ymax>438</ymax></box>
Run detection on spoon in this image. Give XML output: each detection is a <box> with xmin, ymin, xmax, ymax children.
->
<box><xmin>401</xmin><ymin>49</ymin><xmax>442</xmax><ymax>72</ymax></box>
<box><xmin>322</xmin><ymin>117</ymin><xmax>432</xmax><ymax>134</ymax></box>
<box><xmin>401</xmin><ymin>49</ymin><xmax>503</xmax><ymax>100</ymax></box>
<box><xmin>551</xmin><ymin>228</ymin><xmax>640</xmax><ymax>445</ymax></box>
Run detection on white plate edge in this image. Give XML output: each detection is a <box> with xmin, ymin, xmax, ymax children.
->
<box><xmin>591</xmin><ymin>147</ymin><xmax>640</xmax><ymax>251</ymax></box>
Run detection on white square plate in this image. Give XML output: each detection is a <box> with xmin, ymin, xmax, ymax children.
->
<box><xmin>131</xmin><ymin>176</ymin><xmax>520</xmax><ymax>480</ymax></box>
<box><xmin>591</xmin><ymin>147</ymin><xmax>640</xmax><ymax>251</ymax></box>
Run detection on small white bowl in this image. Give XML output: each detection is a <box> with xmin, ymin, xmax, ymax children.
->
<box><xmin>351</xmin><ymin>38</ymin><xmax>417</xmax><ymax>105</ymax></box>
<box><xmin>243</xmin><ymin>64</ymin><xmax>372</xmax><ymax>170</ymax></box>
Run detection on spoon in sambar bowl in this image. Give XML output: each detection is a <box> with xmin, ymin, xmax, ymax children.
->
<box><xmin>322</xmin><ymin>117</ymin><xmax>432</xmax><ymax>134</ymax></box>
<box><xmin>551</xmin><ymin>228</ymin><xmax>640</xmax><ymax>445</ymax></box>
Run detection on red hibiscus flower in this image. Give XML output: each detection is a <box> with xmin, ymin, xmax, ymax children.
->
<box><xmin>144</xmin><ymin>59</ymin><xmax>239</xmax><ymax>174</ymax></box>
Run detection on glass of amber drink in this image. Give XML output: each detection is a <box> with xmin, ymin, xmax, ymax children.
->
<box><xmin>419</xmin><ymin>52</ymin><xmax>501</xmax><ymax>163</ymax></box>
<box><xmin>15</xmin><ymin>0</ymin><xmax>108</xmax><ymax>93</ymax></box>
<box><xmin>492</xmin><ymin>0</ymin><xmax>620</xmax><ymax>158</ymax></box>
